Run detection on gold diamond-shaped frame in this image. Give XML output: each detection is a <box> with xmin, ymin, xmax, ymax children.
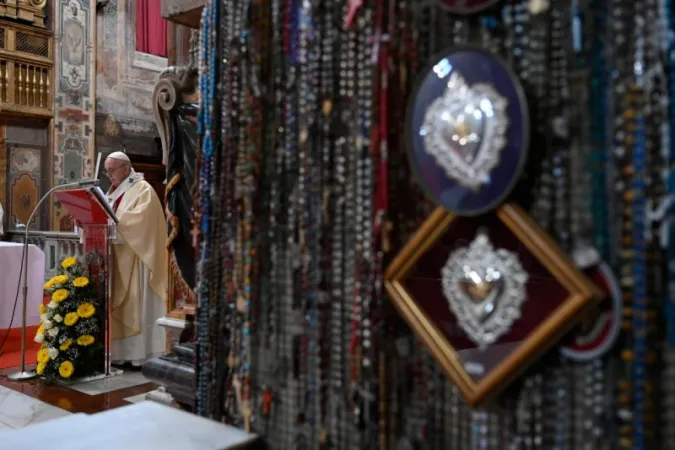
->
<box><xmin>384</xmin><ymin>203</ymin><xmax>601</xmax><ymax>406</ymax></box>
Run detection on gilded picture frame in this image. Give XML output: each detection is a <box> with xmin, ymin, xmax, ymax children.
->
<box><xmin>384</xmin><ymin>203</ymin><xmax>602</xmax><ymax>406</ymax></box>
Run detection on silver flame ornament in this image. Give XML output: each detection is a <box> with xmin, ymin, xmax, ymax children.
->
<box><xmin>421</xmin><ymin>72</ymin><xmax>509</xmax><ymax>191</ymax></box>
<box><xmin>441</xmin><ymin>231</ymin><xmax>528</xmax><ymax>348</ymax></box>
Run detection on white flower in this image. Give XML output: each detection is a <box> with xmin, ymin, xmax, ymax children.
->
<box><xmin>47</xmin><ymin>327</ymin><xmax>59</xmax><ymax>337</ymax></box>
<box><xmin>47</xmin><ymin>347</ymin><xmax>59</xmax><ymax>359</ymax></box>
<box><xmin>40</xmin><ymin>314</ymin><xmax>48</xmax><ymax>322</ymax></box>
<box><xmin>34</xmin><ymin>334</ymin><xmax>44</xmax><ymax>343</ymax></box>
<box><xmin>48</xmin><ymin>300</ymin><xmax>58</xmax><ymax>309</ymax></box>
<box><xmin>43</xmin><ymin>319</ymin><xmax>53</xmax><ymax>330</ymax></box>
<box><xmin>53</xmin><ymin>314</ymin><xmax>63</xmax><ymax>323</ymax></box>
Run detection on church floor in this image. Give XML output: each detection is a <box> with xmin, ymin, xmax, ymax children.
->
<box><xmin>0</xmin><ymin>364</ymin><xmax>158</xmax><ymax>433</ymax></box>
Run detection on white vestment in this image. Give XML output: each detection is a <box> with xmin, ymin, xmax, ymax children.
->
<box><xmin>111</xmin><ymin>262</ymin><xmax>166</xmax><ymax>365</ymax></box>
<box><xmin>107</xmin><ymin>171</ymin><xmax>167</xmax><ymax>366</ymax></box>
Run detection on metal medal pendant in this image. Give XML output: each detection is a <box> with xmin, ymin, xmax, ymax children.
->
<box><xmin>422</xmin><ymin>71</ymin><xmax>508</xmax><ymax>192</ymax></box>
<box><xmin>441</xmin><ymin>231</ymin><xmax>529</xmax><ymax>348</ymax></box>
<box><xmin>406</xmin><ymin>46</ymin><xmax>529</xmax><ymax>215</ymax></box>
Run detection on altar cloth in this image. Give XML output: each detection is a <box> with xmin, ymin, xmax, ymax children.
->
<box><xmin>0</xmin><ymin>242</ymin><xmax>45</xmax><ymax>330</ymax></box>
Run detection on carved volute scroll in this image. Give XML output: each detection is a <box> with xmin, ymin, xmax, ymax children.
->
<box><xmin>152</xmin><ymin>30</ymin><xmax>199</xmax><ymax>166</ymax></box>
<box><xmin>26</xmin><ymin>0</ymin><xmax>48</xmax><ymax>8</ymax></box>
<box><xmin>153</xmin><ymin>71</ymin><xmax>182</xmax><ymax>167</ymax></box>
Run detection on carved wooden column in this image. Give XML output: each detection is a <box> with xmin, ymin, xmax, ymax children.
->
<box><xmin>151</xmin><ymin>31</ymin><xmax>199</xmax><ymax>350</ymax></box>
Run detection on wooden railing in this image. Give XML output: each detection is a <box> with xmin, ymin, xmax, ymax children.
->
<box><xmin>0</xmin><ymin>19</ymin><xmax>52</xmax><ymax>118</ymax></box>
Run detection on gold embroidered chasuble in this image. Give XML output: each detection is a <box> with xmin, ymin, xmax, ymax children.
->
<box><xmin>108</xmin><ymin>177</ymin><xmax>168</xmax><ymax>340</ymax></box>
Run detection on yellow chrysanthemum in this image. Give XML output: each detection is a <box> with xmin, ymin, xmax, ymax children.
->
<box><xmin>77</xmin><ymin>303</ymin><xmax>95</xmax><ymax>319</ymax></box>
<box><xmin>39</xmin><ymin>303</ymin><xmax>45</xmax><ymax>315</ymax></box>
<box><xmin>59</xmin><ymin>339</ymin><xmax>73</xmax><ymax>351</ymax></box>
<box><xmin>58</xmin><ymin>361</ymin><xmax>74</xmax><ymax>379</ymax></box>
<box><xmin>36</xmin><ymin>324</ymin><xmax>44</xmax><ymax>336</ymax></box>
<box><xmin>52</xmin><ymin>289</ymin><xmax>69</xmax><ymax>303</ymax></box>
<box><xmin>37</xmin><ymin>348</ymin><xmax>50</xmax><ymax>364</ymax></box>
<box><xmin>45</xmin><ymin>275</ymin><xmax>68</xmax><ymax>290</ymax></box>
<box><xmin>61</xmin><ymin>257</ymin><xmax>77</xmax><ymax>269</ymax></box>
<box><xmin>36</xmin><ymin>362</ymin><xmax>47</xmax><ymax>375</ymax></box>
<box><xmin>73</xmin><ymin>277</ymin><xmax>89</xmax><ymax>288</ymax></box>
<box><xmin>77</xmin><ymin>335</ymin><xmax>95</xmax><ymax>346</ymax></box>
<box><xmin>64</xmin><ymin>312</ymin><xmax>79</xmax><ymax>326</ymax></box>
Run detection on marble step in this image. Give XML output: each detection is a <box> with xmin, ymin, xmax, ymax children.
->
<box><xmin>0</xmin><ymin>400</ymin><xmax>262</xmax><ymax>449</ymax></box>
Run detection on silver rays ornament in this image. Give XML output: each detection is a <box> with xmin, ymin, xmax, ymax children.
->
<box><xmin>441</xmin><ymin>231</ymin><xmax>528</xmax><ymax>348</ymax></box>
<box><xmin>421</xmin><ymin>72</ymin><xmax>509</xmax><ymax>191</ymax></box>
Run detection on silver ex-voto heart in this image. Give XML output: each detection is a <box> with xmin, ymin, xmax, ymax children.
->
<box><xmin>421</xmin><ymin>72</ymin><xmax>508</xmax><ymax>191</ymax></box>
<box><xmin>441</xmin><ymin>231</ymin><xmax>528</xmax><ymax>348</ymax></box>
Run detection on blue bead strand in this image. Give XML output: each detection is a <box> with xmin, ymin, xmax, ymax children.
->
<box><xmin>589</xmin><ymin>0</ymin><xmax>611</xmax><ymax>262</ymax></box>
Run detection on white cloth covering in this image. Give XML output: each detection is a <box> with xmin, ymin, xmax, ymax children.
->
<box><xmin>0</xmin><ymin>243</ymin><xmax>45</xmax><ymax>329</ymax></box>
<box><xmin>111</xmin><ymin>262</ymin><xmax>166</xmax><ymax>366</ymax></box>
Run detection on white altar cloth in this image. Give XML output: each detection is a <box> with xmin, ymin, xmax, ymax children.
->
<box><xmin>0</xmin><ymin>242</ymin><xmax>45</xmax><ymax>330</ymax></box>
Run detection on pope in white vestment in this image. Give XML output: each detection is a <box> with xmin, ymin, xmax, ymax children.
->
<box><xmin>105</xmin><ymin>152</ymin><xmax>167</xmax><ymax>366</ymax></box>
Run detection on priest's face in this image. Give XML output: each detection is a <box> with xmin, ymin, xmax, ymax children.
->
<box><xmin>104</xmin><ymin>158</ymin><xmax>131</xmax><ymax>188</ymax></box>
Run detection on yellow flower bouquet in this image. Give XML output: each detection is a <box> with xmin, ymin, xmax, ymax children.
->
<box><xmin>35</xmin><ymin>256</ymin><xmax>103</xmax><ymax>381</ymax></box>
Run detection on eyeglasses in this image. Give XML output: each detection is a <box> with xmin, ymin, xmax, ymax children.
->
<box><xmin>104</xmin><ymin>165</ymin><xmax>125</xmax><ymax>177</ymax></box>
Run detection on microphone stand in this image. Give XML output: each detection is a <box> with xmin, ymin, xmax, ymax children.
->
<box><xmin>9</xmin><ymin>180</ymin><xmax>99</xmax><ymax>381</ymax></box>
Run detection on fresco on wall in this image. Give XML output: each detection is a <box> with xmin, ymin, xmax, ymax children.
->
<box><xmin>96</xmin><ymin>0</ymin><xmax>160</xmax><ymax>158</ymax></box>
<box><xmin>60</xmin><ymin>0</ymin><xmax>90</xmax><ymax>93</ymax></box>
<box><xmin>52</xmin><ymin>0</ymin><xmax>96</xmax><ymax>231</ymax></box>
<box><xmin>64</xmin><ymin>19</ymin><xmax>85</xmax><ymax>67</ymax></box>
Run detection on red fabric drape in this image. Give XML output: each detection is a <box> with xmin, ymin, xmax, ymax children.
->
<box><xmin>136</xmin><ymin>0</ymin><xmax>168</xmax><ymax>58</ymax></box>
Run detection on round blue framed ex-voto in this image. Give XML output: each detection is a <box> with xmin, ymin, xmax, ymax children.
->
<box><xmin>405</xmin><ymin>46</ymin><xmax>529</xmax><ymax>216</ymax></box>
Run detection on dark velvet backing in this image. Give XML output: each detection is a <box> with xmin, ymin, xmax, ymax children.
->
<box><xmin>401</xmin><ymin>213</ymin><xmax>570</xmax><ymax>381</ymax></box>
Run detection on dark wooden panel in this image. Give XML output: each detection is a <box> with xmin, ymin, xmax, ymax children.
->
<box><xmin>134</xmin><ymin>161</ymin><xmax>166</xmax><ymax>207</ymax></box>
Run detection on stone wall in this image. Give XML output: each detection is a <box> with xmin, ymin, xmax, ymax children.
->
<box><xmin>95</xmin><ymin>0</ymin><xmax>162</xmax><ymax>162</ymax></box>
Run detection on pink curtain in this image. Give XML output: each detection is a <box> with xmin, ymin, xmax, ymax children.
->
<box><xmin>136</xmin><ymin>0</ymin><xmax>168</xmax><ymax>57</ymax></box>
